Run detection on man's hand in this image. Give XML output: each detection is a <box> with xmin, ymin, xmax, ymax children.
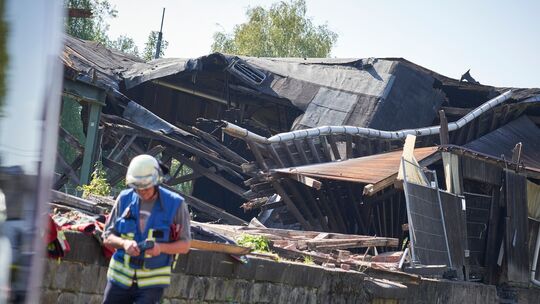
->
<box><xmin>145</xmin><ymin>243</ymin><xmax>161</xmax><ymax>257</ymax></box>
<box><xmin>123</xmin><ymin>239</ymin><xmax>140</xmax><ymax>256</ymax></box>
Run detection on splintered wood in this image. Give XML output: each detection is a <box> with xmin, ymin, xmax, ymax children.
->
<box><xmin>196</xmin><ymin>222</ymin><xmax>403</xmax><ymax>272</ymax></box>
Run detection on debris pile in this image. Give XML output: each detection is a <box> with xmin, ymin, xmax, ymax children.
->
<box><xmin>53</xmin><ymin>34</ymin><xmax>540</xmax><ymax>287</ymax></box>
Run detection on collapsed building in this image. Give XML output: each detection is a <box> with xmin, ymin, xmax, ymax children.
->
<box><xmin>55</xmin><ymin>34</ymin><xmax>540</xmax><ymax>293</ymax></box>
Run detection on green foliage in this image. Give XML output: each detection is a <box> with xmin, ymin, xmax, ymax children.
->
<box><xmin>59</xmin><ymin>99</ymin><xmax>85</xmax><ymax>164</ymax></box>
<box><xmin>236</xmin><ymin>234</ymin><xmax>271</xmax><ymax>253</ymax></box>
<box><xmin>211</xmin><ymin>0</ymin><xmax>338</xmax><ymax>58</ymax></box>
<box><xmin>169</xmin><ymin>159</ymin><xmax>193</xmax><ymax>194</ymax></box>
<box><xmin>65</xmin><ymin>0</ymin><xmax>117</xmax><ymax>43</ymax></box>
<box><xmin>78</xmin><ymin>162</ymin><xmax>111</xmax><ymax>198</ymax></box>
<box><xmin>142</xmin><ymin>31</ymin><xmax>169</xmax><ymax>61</ymax></box>
<box><xmin>303</xmin><ymin>255</ymin><xmax>314</xmax><ymax>265</ymax></box>
<box><xmin>109</xmin><ymin>34</ymin><xmax>139</xmax><ymax>56</ymax></box>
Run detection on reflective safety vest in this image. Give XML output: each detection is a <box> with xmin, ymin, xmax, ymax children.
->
<box><xmin>107</xmin><ymin>186</ymin><xmax>183</xmax><ymax>289</ymax></box>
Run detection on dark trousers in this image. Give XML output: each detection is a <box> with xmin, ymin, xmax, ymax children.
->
<box><xmin>102</xmin><ymin>281</ymin><xmax>164</xmax><ymax>304</ymax></box>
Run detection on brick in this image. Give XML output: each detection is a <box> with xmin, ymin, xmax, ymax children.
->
<box><xmin>40</xmin><ymin>289</ymin><xmax>59</xmax><ymax>304</ymax></box>
<box><xmin>64</xmin><ymin>262</ymin><xmax>84</xmax><ymax>292</ymax></box>
<box><xmin>52</xmin><ymin>262</ymin><xmax>69</xmax><ymax>290</ymax></box>
<box><xmin>57</xmin><ymin>292</ymin><xmax>77</xmax><ymax>304</ymax></box>
<box><xmin>250</xmin><ymin>282</ymin><xmax>267</xmax><ymax>303</ymax></box>
<box><xmin>232</xmin><ymin>280</ymin><xmax>251</xmax><ymax>303</ymax></box>
<box><xmin>41</xmin><ymin>260</ymin><xmax>57</xmax><ymax>288</ymax></box>
<box><xmin>79</xmin><ymin>264</ymin><xmax>101</xmax><ymax>294</ymax></box>
<box><xmin>202</xmin><ymin>277</ymin><xmax>219</xmax><ymax>301</ymax></box>
<box><xmin>187</xmin><ymin>276</ymin><xmax>207</xmax><ymax>300</ymax></box>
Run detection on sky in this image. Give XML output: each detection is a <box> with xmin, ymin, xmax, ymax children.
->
<box><xmin>107</xmin><ymin>0</ymin><xmax>540</xmax><ymax>88</ymax></box>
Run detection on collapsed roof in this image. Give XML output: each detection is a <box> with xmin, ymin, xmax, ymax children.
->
<box><xmin>58</xmin><ymin>35</ymin><xmax>540</xmax><ymax>285</ymax></box>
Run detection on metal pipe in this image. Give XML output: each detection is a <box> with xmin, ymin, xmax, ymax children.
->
<box><xmin>531</xmin><ymin>224</ymin><xmax>540</xmax><ymax>287</ymax></box>
<box><xmin>221</xmin><ymin>121</ymin><xmax>269</xmax><ymax>143</ymax></box>
<box><xmin>266</xmin><ymin>90</ymin><xmax>513</xmax><ymax>143</ymax></box>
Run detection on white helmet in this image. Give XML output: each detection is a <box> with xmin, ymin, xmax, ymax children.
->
<box><xmin>125</xmin><ymin>154</ymin><xmax>162</xmax><ymax>189</ymax></box>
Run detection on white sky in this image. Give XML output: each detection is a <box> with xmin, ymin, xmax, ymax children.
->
<box><xmin>106</xmin><ymin>0</ymin><xmax>539</xmax><ymax>88</ymax></box>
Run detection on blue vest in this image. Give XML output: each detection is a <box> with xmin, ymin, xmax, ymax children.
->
<box><xmin>107</xmin><ymin>186</ymin><xmax>183</xmax><ymax>288</ymax></box>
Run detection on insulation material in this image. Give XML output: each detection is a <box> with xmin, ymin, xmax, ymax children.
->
<box><xmin>528</xmin><ymin>180</ymin><xmax>540</xmax><ymax>222</ymax></box>
<box><xmin>397</xmin><ymin>135</ymin><xmax>428</xmax><ymax>186</ymax></box>
<box><xmin>442</xmin><ymin>152</ymin><xmax>462</xmax><ymax>194</ymax></box>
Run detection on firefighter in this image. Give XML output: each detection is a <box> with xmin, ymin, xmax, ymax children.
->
<box><xmin>102</xmin><ymin>154</ymin><xmax>191</xmax><ymax>304</ymax></box>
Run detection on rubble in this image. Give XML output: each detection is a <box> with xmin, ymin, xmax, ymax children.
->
<box><xmin>53</xmin><ymin>34</ymin><xmax>540</xmax><ymax>288</ymax></box>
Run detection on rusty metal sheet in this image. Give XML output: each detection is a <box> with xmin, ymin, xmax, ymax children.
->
<box><xmin>273</xmin><ymin>146</ymin><xmax>437</xmax><ymax>185</ymax></box>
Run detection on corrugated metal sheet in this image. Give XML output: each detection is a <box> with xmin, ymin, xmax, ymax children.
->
<box><xmin>273</xmin><ymin>146</ymin><xmax>437</xmax><ymax>184</ymax></box>
<box><xmin>464</xmin><ymin>115</ymin><xmax>540</xmax><ymax>170</ymax></box>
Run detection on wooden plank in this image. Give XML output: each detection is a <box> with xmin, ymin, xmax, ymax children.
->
<box><xmin>50</xmin><ymin>190</ymin><xmax>106</xmax><ymax>214</ymax></box>
<box><xmin>484</xmin><ymin>187</ymin><xmax>503</xmax><ymax>284</ymax></box>
<box><xmin>307</xmin><ymin>237</ymin><xmax>399</xmax><ymax>250</ymax></box>
<box><xmin>504</xmin><ymin>170</ymin><xmax>529</xmax><ymax>284</ymax></box>
<box><xmin>305</xmin><ymin>138</ymin><xmax>322</xmax><ymax>163</ymax></box>
<box><xmin>190</xmin><ymin>239</ymin><xmax>250</xmax><ymax>255</ymax></box>
<box><xmin>281</xmin><ymin>179</ymin><xmax>324</xmax><ymax>228</ymax></box>
<box><xmin>327</xmin><ymin>135</ymin><xmax>341</xmax><ymax>160</ymax></box>
<box><xmin>168</xmin><ymin>172</ymin><xmax>202</xmax><ymax>185</ymax></box>
<box><xmin>345</xmin><ymin>134</ymin><xmax>353</xmax><ymax>159</ymax></box>
<box><xmin>326</xmin><ymin>181</ymin><xmax>353</xmax><ymax>233</ymax></box>
<box><xmin>320</xmin><ymin>136</ymin><xmax>333</xmax><ymax>162</ymax></box>
<box><xmin>268</xmin><ymin>144</ymin><xmax>286</xmax><ymax>168</ymax></box>
<box><xmin>247</xmin><ymin>141</ymin><xmax>269</xmax><ymax>171</ymax></box>
<box><xmin>293</xmin><ymin>140</ymin><xmax>310</xmax><ymax>165</ymax></box>
<box><xmin>56</xmin><ymin>152</ymin><xmax>81</xmax><ymax>185</ymax></box>
<box><xmin>102</xmin><ymin>114</ymin><xmax>244</xmax><ymax>173</ymax></box>
<box><xmin>59</xmin><ymin>127</ymin><xmax>84</xmax><ymax>152</ymax></box>
<box><xmin>174</xmin><ymin>153</ymin><xmax>248</xmax><ymax>198</ymax></box>
<box><xmin>439</xmin><ymin>110</ymin><xmax>449</xmax><ymax>145</ymax></box>
<box><xmin>281</xmin><ymin>142</ymin><xmax>298</xmax><ymax>167</ymax></box>
<box><xmin>53</xmin><ymin>155</ymin><xmax>83</xmax><ymax>190</ymax></box>
<box><xmin>346</xmin><ymin>183</ymin><xmax>367</xmax><ymax>234</ymax></box>
<box><xmin>318</xmin><ymin>190</ymin><xmax>348</xmax><ymax>233</ymax></box>
<box><xmin>272</xmin><ymin>180</ymin><xmax>312</xmax><ymax>230</ymax></box>
<box><xmin>161</xmin><ymin>184</ymin><xmax>246</xmax><ymax>225</ymax></box>
<box><xmin>189</xmin><ymin>127</ymin><xmax>248</xmax><ymax>164</ymax></box>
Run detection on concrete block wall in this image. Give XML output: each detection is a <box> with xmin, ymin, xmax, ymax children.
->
<box><xmin>40</xmin><ymin>232</ymin><xmax>540</xmax><ymax>303</ymax></box>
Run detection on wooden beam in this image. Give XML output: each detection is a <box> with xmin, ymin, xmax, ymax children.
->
<box><xmin>440</xmin><ymin>106</ymin><xmax>472</xmax><ymax>117</ymax></box>
<box><xmin>161</xmin><ymin>184</ymin><xmax>246</xmax><ymax>225</ymax></box>
<box><xmin>439</xmin><ymin>110</ymin><xmax>449</xmax><ymax>145</ymax></box>
<box><xmin>283</xmin><ymin>179</ymin><xmax>327</xmax><ymax>230</ymax></box>
<box><xmin>190</xmin><ymin>239</ymin><xmax>250</xmax><ymax>255</ymax></box>
<box><xmin>174</xmin><ymin>153</ymin><xmax>248</xmax><ymax>199</ymax></box>
<box><xmin>305</xmin><ymin>138</ymin><xmax>322</xmax><ymax>163</ymax></box>
<box><xmin>272</xmin><ymin>180</ymin><xmax>312</xmax><ymax>230</ymax></box>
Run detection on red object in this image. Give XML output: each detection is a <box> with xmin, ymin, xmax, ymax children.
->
<box><xmin>62</xmin><ymin>222</ymin><xmax>96</xmax><ymax>235</ymax></box>
<box><xmin>169</xmin><ymin>223</ymin><xmax>181</xmax><ymax>241</ymax></box>
<box><xmin>46</xmin><ymin>215</ymin><xmax>71</xmax><ymax>258</ymax></box>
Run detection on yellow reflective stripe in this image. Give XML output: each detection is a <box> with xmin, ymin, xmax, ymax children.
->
<box><xmin>136</xmin><ymin>266</ymin><xmax>171</xmax><ymax>278</ymax></box>
<box><xmin>109</xmin><ymin>258</ymin><xmax>135</xmax><ymax>277</ymax></box>
<box><xmin>137</xmin><ymin>276</ymin><xmax>171</xmax><ymax>287</ymax></box>
<box><xmin>107</xmin><ymin>267</ymin><xmax>133</xmax><ymax>287</ymax></box>
<box><xmin>121</xmin><ymin>233</ymin><xmax>135</xmax><ymax>240</ymax></box>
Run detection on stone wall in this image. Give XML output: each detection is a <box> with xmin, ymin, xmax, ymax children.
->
<box><xmin>40</xmin><ymin>232</ymin><xmax>540</xmax><ymax>303</ymax></box>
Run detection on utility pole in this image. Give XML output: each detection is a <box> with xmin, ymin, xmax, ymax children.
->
<box><xmin>155</xmin><ymin>7</ymin><xmax>165</xmax><ymax>59</ymax></box>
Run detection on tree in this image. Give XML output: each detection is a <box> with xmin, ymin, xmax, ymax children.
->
<box><xmin>65</xmin><ymin>0</ymin><xmax>117</xmax><ymax>43</ymax></box>
<box><xmin>211</xmin><ymin>0</ymin><xmax>337</xmax><ymax>58</ymax></box>
<box><xmin>142</xmin><ymin>31</ymin><xmax>169</xmax><ymax>61</ymax></box>
<box><xmin>110</xmin><ymin>35</ymin><xmax>139</xmax><ymax>56</ymax></box>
